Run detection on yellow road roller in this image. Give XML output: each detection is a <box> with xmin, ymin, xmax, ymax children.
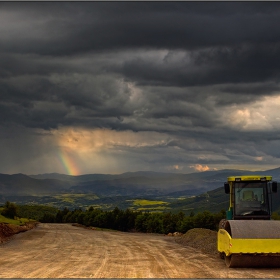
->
<box><xmin>217</xmin><ymin>175</ymin><xmax>280</xmax><ymax>267</ymax></box>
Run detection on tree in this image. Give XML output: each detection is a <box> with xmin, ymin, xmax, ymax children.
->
<box><xmin>39</xmin><ymin>213</ymin><xmax>55</xmax><ymax>223</ymax></box>
<box><xmin>193</xmin><ymin>211</ymin><xmax>216</xmax><ymax>230</ymax></box>
<box><xmin>178</xmin><ymin>216</ymin><xmax>194</xmax><ymax>233</ymax></box>
<box><xmin>189</xmin><ymin>211</ymin><xmax>195</xmax><ymax>217</ymax></box>
<box><xmin>162</xmin><ymin>212</ymin><xmax>176</xmax><ymax>234</ymax></box>
<box><xmin>135</xmin><ymin>212</ymin><xmax>149</xmax><ymax>232</ymax></box>
<box><xmin>145</xmin><ymin>213</ymin><xmax>164</xmax><ymax>233</ymax></box>
<box><xmin>55</xmin><ymin>210</ymin><xmax>63</xmax><ymax>223</ymax></box>
<box><xmin>1</xmin><ymin>201</ymin><xmax>18</xmax><ymax>219</ymax></box>
<box><xmin>93</xmin><ymin>212</ymin><xmax>108</xmax><ymax>228</ymax></box>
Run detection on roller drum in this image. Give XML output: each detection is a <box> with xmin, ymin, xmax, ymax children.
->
<box><xmin>224</xmin><ymin>220</ymin><xmax>280</xmax><ymax>268</ymax></box>
<box><xmin>225</xmin><ymin>220</ymin><xmax>280</xmax><ymax>239</ymax></box>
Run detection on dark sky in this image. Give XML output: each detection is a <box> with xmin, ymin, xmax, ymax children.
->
<box><xmin>1</xmin><ymin>2</ymin><xmax>280</xmax><ymax>175</ymax></box>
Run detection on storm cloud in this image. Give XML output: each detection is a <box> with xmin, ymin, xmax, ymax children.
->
<box><xmin>1</xmin><ymin>2</ymin><xmax>280</xmax><ymax>175</ymax></box>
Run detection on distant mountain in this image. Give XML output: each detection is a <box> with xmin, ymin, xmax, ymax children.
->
<box><xmin>29</xmin><ymin>173</ymin><xmax>118</xmax><ymax>183</ymax></box>
<box><xmin>70</xmin><ymin>175</ymin><xmax>194</xmax><ymax>195</ymax></box>
<box><xmin>0</xmin><ymin>173</ymin><xmax>72</xmax><ymax>195</ymax></box>
<box><xmin>2</xmin><ymin>167</ymin><xmax>280</xmax><ymax>198</ymax></box>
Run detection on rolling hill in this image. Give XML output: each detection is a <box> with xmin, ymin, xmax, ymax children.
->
<box><xmin>0</xmin><ymin>173</ymin><xmax>73</xmax><ymax>195</ymax></box>
<box><xmin>0</xmin><ymin>168</ymin><xmax>280</xmax><ymax>213</ymax></box>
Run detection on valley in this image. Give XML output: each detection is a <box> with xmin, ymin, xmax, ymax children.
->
<box><xmin>1</xmin><ymin>168</ymin><xmax>280</xmax><ymax>214</ymax></box>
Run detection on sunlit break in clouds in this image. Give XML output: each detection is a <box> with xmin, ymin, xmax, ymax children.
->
<box><xmin>190</xmin><ymin>164</ymin><xmax>211</xmax><ymax>172</ymax></box>
<box><xmin>1</xmin><ymin>2</ymin><xmax>280</xmax><ymax>175</ymax></box>
<box><xmin>50</xmin><ymin>127</ymin><xmax>173</xmax><ymax>175</ymax></box>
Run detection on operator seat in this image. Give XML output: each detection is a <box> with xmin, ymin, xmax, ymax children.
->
<box><xmin>243</xmin><ymin>190</ymin><xmax>254</xmax><ymax>201</ymax></box>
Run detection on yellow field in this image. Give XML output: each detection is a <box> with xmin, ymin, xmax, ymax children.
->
<box><xmin>132</xmin><ymin>199</ymin><xmax>169</xmax><ymax>206</ymax></box>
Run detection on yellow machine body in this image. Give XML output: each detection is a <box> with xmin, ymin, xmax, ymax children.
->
<box><xmin>218</xmin><ymin>229</ymin><xmax>280</xmax><ymax>256</ymax></box>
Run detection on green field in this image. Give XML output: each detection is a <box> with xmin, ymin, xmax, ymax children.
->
<box><xmin>0</xmin><ymin>213</ymin><xmax>31</xmax><ymax>225</ymax></box>
<box><xmin>136</xmin><ymin>206</ymin><xmax>171</xmax><ymax>212</ymax></box>
<box><xmin>1</xmin><ymin>187</ymin><xmax>230</xmax><ymax>215</ymax></box>
<box><xmin>53</xmin><ymin>194</ymin><xmax>99</xmax><ymax>203</ymax></box>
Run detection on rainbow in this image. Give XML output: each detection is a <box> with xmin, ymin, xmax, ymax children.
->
<box><xmin>58</xmin><ymin>148</ymin><xmax>80</xmax><ymax>176</ymax></box>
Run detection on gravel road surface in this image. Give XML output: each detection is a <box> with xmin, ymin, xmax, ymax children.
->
<box><xmin>1</xmin><ymin>223</ymin><xmax>280</xmax><ymax>278</ymax></box>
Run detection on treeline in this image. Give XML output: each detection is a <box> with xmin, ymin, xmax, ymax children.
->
<box><xmin>40</xmin><ymin>206</ymin><xmax>226</xmax><ymax>234</ymax></box>
<box><xmin>5</xmin><ymin>201</ymin><xmax>280</xmax><ymax>235</ymax></box>
<box><xmin>0</xmin><ymin>202</ymin><xmax>59</xmax><ymax>221</ymax></box>
<box><xmin>17</xmin><ymin>204</ymin><xmax>59</xmax><ymax>221</ymax></box>
<box><xmin>2</xmin><ymin>201</ymin><xmax>280</xmax><ymax>234</ymax></box>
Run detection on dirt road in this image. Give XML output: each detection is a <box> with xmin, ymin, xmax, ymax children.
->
<box><xmin>1</xmin><ymin>223</ymin><xmax>280</xmax><ymax>278</ymax></box>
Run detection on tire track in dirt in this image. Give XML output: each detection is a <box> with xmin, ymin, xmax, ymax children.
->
<box><xmin>92</xmin><ymin>248</ymin><xmax>108</xmax><ymax>278</ymax></box>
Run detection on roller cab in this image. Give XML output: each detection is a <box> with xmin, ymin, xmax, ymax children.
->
<box><xmin>218</xmin><ymin>175</ymin><xmax>280</xmax><ymax>267</ymax></box>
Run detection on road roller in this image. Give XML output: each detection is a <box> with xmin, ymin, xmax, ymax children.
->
<box><xmin>217</xmin><ymin>175</ymin><xmax>280</xmax><ymax>267</ymax></box>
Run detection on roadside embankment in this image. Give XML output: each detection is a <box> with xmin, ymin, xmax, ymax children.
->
<box><xmin>0</xmin><ymin>222</ymin><xmax>38</xmax><ymax>244</ymax></box>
